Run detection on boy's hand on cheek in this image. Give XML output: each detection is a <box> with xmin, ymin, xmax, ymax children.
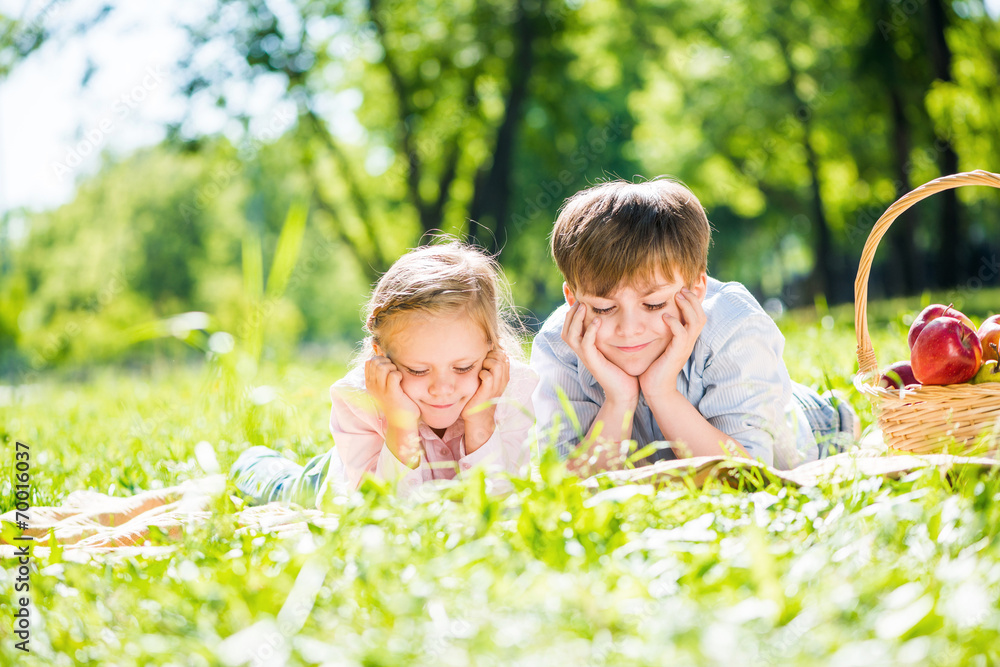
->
<box><xmin>562</xmin><ymin>302</ymin><xmax>639</xmax><ymax>406</ymax></box>
<box><xmin>639</xmin><ymin>289</ymin><xmax>706</xmax><ymax>400</ymax></box>
<box><xmin>462</xmin><ymin>349</ymin><xmax>510</xmax><ymax>453</ymax></box>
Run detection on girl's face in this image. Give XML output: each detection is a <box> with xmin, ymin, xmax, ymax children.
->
<box><xmin>378</xmin><ymin>310</ymin><xmax>492</xmax><ymax>431</ymax></box>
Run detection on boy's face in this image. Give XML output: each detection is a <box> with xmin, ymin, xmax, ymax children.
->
<box><xmin>564</xmin><ymin>269</ymin><xmax>708</xmax><ymax>377</ymax></box>
<box><xmin>377</xmin><ymin>311</ymin><xmax>491</xmax><ymax>431</ymax></box>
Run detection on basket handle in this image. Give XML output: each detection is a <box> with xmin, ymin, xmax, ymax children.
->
<box><xmin>855</xmin><ymin>170</ymin><xmax>1000</xmax><ymax>378</ymax></box>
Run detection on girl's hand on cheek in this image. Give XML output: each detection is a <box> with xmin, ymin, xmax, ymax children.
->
<box><xmin>366</xmin><ymin>355</ymin><xmax>422</xmax><ymax>468</ymax></box>
<box><xmin>365</xmin><ymin>355</ymin><xmax>420</xmax><ymax>426</ymax></box>
<box><xmin>462</xmin><ymin>349</ymin><xmax>509</xmax><ymax>453</ymax></box>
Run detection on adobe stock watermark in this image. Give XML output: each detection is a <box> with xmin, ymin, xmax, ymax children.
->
<box><xmin>740</xmin><ymin>83</ymin><xmax>834</xmax><ymax>182</ymax></box>
<box><xmin>11</xmin><ymin>0</ymin><xmax>70</xmax><ymax>52</ymax></box>
<box><xmin>216</xmin><ymin>558</ymin><xmax>328</xmax><ymax>666</ymax></box>
<box><xmin>51</xmin><ymin>65</ymin><xmax>169</xmax><ymax>180</ymax></box>
<box><xmin>877</xmin><ymin>0</ymin><xmax>928</xmax><ymax>39</ymax></box>
<box><xmin>755</xmin><ymin>609</ymin><xmax>817</xmax><ymax>666</ymax></box>
<box><xmin>842</xmin><ymin>135</ymin><xmax>960</xmax><ymax>247</ymax></box>
<box><xmin>15</xmin><ymin>269</ymin><xmax>130</xmax><ymax>387</ymax></box>
<box><xmin>369</xmin><ymin>87</ymin><xmax>481</xmax><ymax>192</ymax></box>
<box><xmin>945</xmin><ymin>254</ymin><xmax>1000</xmax><ymax>310</ymax></box>
<box><xmin>10</xmin><ymin>441</ymin><xmax>34</xmax><ymax>654</ymax></box>
<box><xmin>121</xmin><ymin>396</ymin><xmax>175</xmax><ymax>441</ymax></box>
<box><xmin>178</xmin><ymin>106</ymin><xmax>297</xmax><ymax>224</ymax></box>
<box><xmin>234</xmin><ymin>228</ymin><xmax>338</xmax><ymax>344</ymax></box>
<box><xmin>327</xmin><ymin>7</ymin><xmax>386</xmax><ymax>61</ymax></box>
<box><xmin>507</xmin><ymin>116</ymin><xmax>629</xmax><ymax>235</ymax></box>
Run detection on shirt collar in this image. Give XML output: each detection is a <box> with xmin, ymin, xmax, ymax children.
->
<box><xmin>417</xmin><ymin>418</ymin><xmax>465</xmax><ymax>442</ymax></box>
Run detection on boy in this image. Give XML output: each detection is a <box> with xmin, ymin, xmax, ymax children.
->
<box><xmin>530</xmin><ymin>178</ymin><xmax>857</xmax><ymax>472</ymax></box>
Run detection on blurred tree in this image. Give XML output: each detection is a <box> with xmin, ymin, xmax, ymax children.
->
<box><xmin>855</xmin><ymin>0</ymin><xmax>999</xmax><ymax>292</ymax></box>
<box><xmin>2</xmin><ymin>140</ymin><xmax>368</xmax><ymax>372</ymax></box>
<box><xmin>171</xmin><ymin>0</ymin><xmax>648</xmax><ymax>314</ymax></box>
<box><xmin>125</xmin><ymin>0</ymin><xmax>1000</xmax><ymax>305</ymax></box>
<box><xmin>0</xmin><ymin>2</ymin><xmax>111</xmax><ymax>78</ymax></box>
<box><xmin>625</xmin><ymin>0</ymin><xmax>847</xmax><ymax>298</ymax></box>
<box><xmin>620</xmin><ymin>0</ymin><xmax>998</xmax><ymax>302</ymax></box>
<box><xmin>856</xmin><ymin>0</ymin><xmax>927</xmax><ymax>296</ymax></box>
<box><xmin>173</xmin><ymin>0</ymin><xmax>569</xmax><ymax>274</ymax></box>
<box><xmin>925</xmin><ymin>0</ymin><xmax>965</xmax><ymax>286</ymax></box>
<box><xmin>924</xmin><ymin>0</ymin><xmax>968</xmax><ymax>285</ymax></box>
<box><xmin>465</xmin><ymin>0</ymin><xmax>543</xmax><ymax>255</ymax></box>
<box><xmin>4</xmin><ymin>0</ymin><xmax>1000</xmax><ymax>374</ymax></box>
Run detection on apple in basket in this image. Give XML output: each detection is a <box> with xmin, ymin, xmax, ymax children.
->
<box><xmin>907</xmin><ymin>303</ymin><xmax>976</xmax><ymax>350</ymax></box>
<box><xmin>878</xmin><ymin>361</ymin><xmax>919</xmax><ymax>390</ymax></box>
<box><xmin>978</xmin><ymin>314</ymin><xmax>1000</xmax><ymax>364</ymax></box>
<box><xmin>970</xmin><ymin>359</ymin><xmax>1000</xmax><ymax>384</ymax></box>
<box><xmin>910</xmin><ymin>316</ymin><xmax>983</xmax><ymax>385</ymax></box>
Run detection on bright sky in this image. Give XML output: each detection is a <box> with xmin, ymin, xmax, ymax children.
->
<box><xmin>1</xmin><ymin>0</ymin><xmax>999</xmax><ymax>218</ymax></box>
<box><xmin>1</xmin><ymin>1</ymin><xmax>192</xmax><ymax>214</ymax></box>
<box><xmin>0</xmin><ymin>0</ymin><xmax>304</xmax><ymax>218</ymax></box>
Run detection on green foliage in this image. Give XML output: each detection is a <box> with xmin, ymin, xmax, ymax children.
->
<box><xmin>4</xmin><ymin>0</ymin><xmax>1000</xmax><ymax>370</ymax></box>
<box><xmin>2</xmin><ymin>2</ymin><xmax>1000</xmax><ymax>660</ymax></box>
<box><xmin>4</xmin><ymin>306</ymin><xmax>1000</xmax><ymax>663</ymax></box>
<box><xmin>0</xmin><ymin>140</ymin><xmax>368</xmax><ymax>375</ymax></box>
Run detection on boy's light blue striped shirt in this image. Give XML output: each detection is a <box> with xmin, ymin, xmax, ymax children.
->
<box><xmin>529</xmin><ymin>277</ymin><xmax>816</xmax><ymax>469</ymax></box>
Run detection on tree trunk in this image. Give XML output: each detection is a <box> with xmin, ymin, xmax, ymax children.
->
<box><xmin>467</xmin><ymin>0</ymin><xmax>538</xmax><ymax>256</ymax></box>
<box><xmin>803</xmin><ymin>136</ymin><xmax>835</xmax><ymax>300</ymax></box>
<box><xmin>925</xmin><ymin>0</ymin><xmax>963</xmax><ymax>287</ymax></box>
<box><xmin>369</xmin><ymin>0</ymin><xmax>434</xmax><ymax>237</ymax></box>
<box><xmin>774</xmin><ymin>33</ymin><xmax>834</xmax><ymax>299</ymax></box>
<box><xmin>887</xmin><ymin>87</ymin><xmax>922</xmax><ymax>295</ymax></box>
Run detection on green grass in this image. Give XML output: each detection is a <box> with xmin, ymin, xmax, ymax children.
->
<box><xmin>3</xmin><ymin>291</ymin><xmax>1000</xmax><ymax>665</ymax></box>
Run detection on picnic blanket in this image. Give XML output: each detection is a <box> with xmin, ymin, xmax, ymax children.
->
<box><xmin>3</xmin><ymin>451</ymin><xmax>999</xmax><ymax>559</ymax></box>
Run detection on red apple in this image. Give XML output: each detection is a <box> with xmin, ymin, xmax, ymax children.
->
<box><xmin>908</xmin><ymin>304</ymin><xmax>976</xmax><ymax>350</ymax></box>
<box><xmin>910</xmin><ymin>316</ymin><xmax>983</xmax><ymax>385</ymax></box>
<box><xmin>878</xmin><ymin>361</ymin><xmax>919</xmax><ymax>389</ymax></box>
<box><xmin>977</xmin><ymin>314</ymin><xmax>1000</xmax><ymax>363</ymax></box>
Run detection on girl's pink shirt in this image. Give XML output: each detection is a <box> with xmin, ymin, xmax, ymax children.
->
<box><xmin>329</xmin><ymin>360</ymin><xmax>538</xmax><ymax>495</ymax></box>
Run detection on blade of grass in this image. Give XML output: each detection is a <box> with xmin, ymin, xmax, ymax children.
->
<box><xmin>265</xmin><ymin>202</ymin><xmax>309</xmax><ymax>300</ymax></box>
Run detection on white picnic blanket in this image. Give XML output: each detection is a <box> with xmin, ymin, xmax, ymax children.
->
<box><xmin>3</xmin><ymin>450</ymin><xmax>997</xmax><ymax>558</ymax></box>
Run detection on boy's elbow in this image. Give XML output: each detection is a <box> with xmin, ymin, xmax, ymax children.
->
<box><xmin>739</xmin><ymin>439</ymin><xmax>774</xmax><ymax>466</ymax></box>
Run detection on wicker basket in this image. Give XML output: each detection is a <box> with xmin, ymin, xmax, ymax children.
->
<box><xmin>855</xmin><ymin>170</ymin><xmax>1000</xmax><ymax>454</ymax></box>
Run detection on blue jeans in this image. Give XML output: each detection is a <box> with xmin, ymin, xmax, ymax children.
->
<box><xmin>791</xmin><ymin>382</ymin><xmax>855</xmax><ymax>459</ymax></box>
<box><xmin>230</xmin><ymin>446</ymin><xmax>336</xmax><ymax>507</ymax></box>
<box><xmin>231</xmin><ymin>384</ymin><xmax>855</xmax><ymax>505</ymax></box>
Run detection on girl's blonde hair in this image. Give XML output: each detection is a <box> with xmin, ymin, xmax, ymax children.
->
<box><xmin>358</xmin><ymin>241</ymin><xmax>523</xmax><ymax>363</ymax></box>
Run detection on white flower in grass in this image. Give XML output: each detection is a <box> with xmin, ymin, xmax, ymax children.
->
<box><xmin>194</xmin><ymin>440</ymin><xmax>220</xmax><ymax>474</ymax></box>
<box><xmin>208</xmin><ymin>331</ymin><xmax>235</xmax><ymax>354</ymax></box>
<box><xmin>250</xmin><ymin>385</ymin><xmax>278</xmax><ymax>405</ymax></box>
<box><xmin>167</xmin><ymin>311</ymin><xmax>210</xmax><ymax>338</ymax></box>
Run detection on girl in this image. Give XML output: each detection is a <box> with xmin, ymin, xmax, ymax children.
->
<box><xmin>231</xmin><ymin>242</ymin><xmax>538</xmax><ymax>504</ymax></box>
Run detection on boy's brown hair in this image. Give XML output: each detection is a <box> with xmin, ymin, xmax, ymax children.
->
<box><xmin>551</xmin><ymin>178</ymin><xmax>712</xmax><ymax>296</ymax></box>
